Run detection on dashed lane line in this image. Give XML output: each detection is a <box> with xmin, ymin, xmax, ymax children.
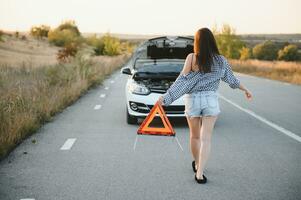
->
<box><xmin>60</xmin><ymin>138</ymin><xmax>77</xmax><ymax>150</ymax></box>
<box><xmin>219</xmin><ymin>95</ymin><xmax>301</xmax><ymax>143</ymax></box>
<box><xmin>133</xmin><ymin>135</ymin><xmax>138</xmax><ymax>151</ymax></box>
<box><xmin>94</xmin><ymin>105</ymin><xmax>102</xmax><ymax>110</ymax></box>
<box><xmin>100</xmin><ymin>94</ymin><xmax>106</xmax><ymax>98</ymax></box>
<box><xmin>104</xmin><ymin>86</ymin><xmax>109</xmax><ymax>90</ymax></box>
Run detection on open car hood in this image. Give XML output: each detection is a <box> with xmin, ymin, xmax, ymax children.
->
<box><xmin>132</xmin><ymin>59</ymin><xmax>184</xmax><ymax>81</ymax></box>
<box><xmin>133</xmin><ymin>71</ymin><xmax>180</xmax><ymax>81</ymax></box>
<box><xmin>145</xmin><ymin>36</ymin><xmax>194</xmax><ymax>59</ymax></box>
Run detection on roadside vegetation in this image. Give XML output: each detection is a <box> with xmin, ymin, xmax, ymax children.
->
<box><xmin>1</xmin><ymin>21</ymin><xmax>300</xmax><ymax>158</ymax></box>
<box><xmin>229</xmin><ymin>59</ymin><xmax>301</xmax><ymax>85</ymax></box>
<box><xmin>213</xmin><ymin>24</ymin><xmax>301</xmax><ymax>84</ymax></box>
<box><xmin>0</xmin><ymin>21</ymin><xmax>133</xmax><ymax>159</ymax></box>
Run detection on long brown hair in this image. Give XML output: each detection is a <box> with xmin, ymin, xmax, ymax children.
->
<box><xmin>193</xmin><ymin>28</ymin><xmax>220</xmax><ymax>73</ymax></box>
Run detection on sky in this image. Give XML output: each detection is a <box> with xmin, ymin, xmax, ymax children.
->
<box><xmin>0</xmin><ymin>0</ymin><xmax>300</xmax><ymax>35</ymax></box>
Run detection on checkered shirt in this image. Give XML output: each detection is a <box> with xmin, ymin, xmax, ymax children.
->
<box><xmin>162</xmin><ymin>55</ymin><xmax>240</xmax><ymax>106</ymax></box>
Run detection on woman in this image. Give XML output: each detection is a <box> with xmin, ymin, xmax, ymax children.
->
<box><xmin>157</xmin><ymin>28</ymin><xmax>252</xmax><ymax>184</ymax></box>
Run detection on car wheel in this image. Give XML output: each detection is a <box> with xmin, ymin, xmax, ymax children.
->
<box><xmin>126</xmin><ymin>107</ymin><xmax>138</xmax><ymax>124</ymax></box>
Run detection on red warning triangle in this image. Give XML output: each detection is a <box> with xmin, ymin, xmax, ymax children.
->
<box><xmin>137</xmin><ymin>102</ymin><xmax>175</xmax><ymax>136</ymax></box>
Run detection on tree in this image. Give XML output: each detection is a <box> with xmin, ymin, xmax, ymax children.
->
<box><xmin>278</xmin><ymin>44</ymin><xmax>300</xmax><ymax>61</ymax></box>
<box><xmin>252</xmin><ymin>41</ymin><xmax>279</xmax><ymax>60</ymax></box>
<box><xmin>213</xmin><ymin>24</ymin><xmax>245</xmax><ymax>59</ymax></box>
<box><xmin>239</xmin><ymin>47</ymin><xmax>252</xmax><ymax>60</ymax></box>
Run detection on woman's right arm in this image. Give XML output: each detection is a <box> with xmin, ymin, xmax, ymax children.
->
<box><xmin>238</xmin><ymin>83</ymin><xmax>253</xmax><ymax>100</ymax></box>
<box><xmin>159</xmin><ymin>53</ymin><xmax>199</xmax><ymax>105</ymax></box>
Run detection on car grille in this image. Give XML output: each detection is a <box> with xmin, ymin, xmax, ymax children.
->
<box><xmin>148</xmin><ymin>105</ymin><xmax>185</xmax><ymax>114</ymax></box>
<box><xmin>129</xmin><ymin>101</ymin><xmax>184</xmax><ymax>114</ymax></box>
<box><xmin>149</xmin><ymin>88</ymin><xmax>167</xmax><ymax>94</ymax></box>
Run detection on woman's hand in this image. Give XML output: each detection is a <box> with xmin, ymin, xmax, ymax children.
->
<box><xmin>157</xmin><ymin>96</ymin><xmax>164</xmax><ymax>105</ymax></box>
<box><xmin>244</xmin><ymin>89</ymin><xmax>252</xmax><ymax>100</ymax></box>
<box><xmin>239</xmin><ymin>84</ymin><xmax>252</xmax><ymax>101</ymax></box>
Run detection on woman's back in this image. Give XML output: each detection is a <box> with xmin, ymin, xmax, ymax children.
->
<box><xmin>161</xmin><ymin>53</ymin><xmax>240</xmax><ymax>105</ymax></box>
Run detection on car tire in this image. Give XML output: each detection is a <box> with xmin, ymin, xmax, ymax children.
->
<box><xmin>126</xmin><ymin>107</ymin><xmax>138</xmax><ymax>124</ymax></box>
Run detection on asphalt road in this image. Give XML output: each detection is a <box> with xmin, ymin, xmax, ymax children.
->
<box><xmin>0</xmin><ymin>71</ymin><xmax>300</xmax><ymax>200</ymax></box>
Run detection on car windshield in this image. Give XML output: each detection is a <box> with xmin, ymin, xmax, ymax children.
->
<box><xmin>135</xmin><ymin>60</ymin><xmax>184</xmax><ymax>73</ymax></box>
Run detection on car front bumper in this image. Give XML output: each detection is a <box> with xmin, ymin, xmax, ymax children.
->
<box><xmin>126</xmin><ymin>91</ymin><xmax>186</xmax><ymax>117</ymax></box>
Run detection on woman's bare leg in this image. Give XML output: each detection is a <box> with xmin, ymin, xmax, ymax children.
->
<box><xmin>186</xmin><ymin>116</ymin><xmax>202</xmax><ymax>170</ymax></box>
<box><xmin>196</xmin><ymin>116</ymin><xmax>218</xmax><ymax>179</ymax></box>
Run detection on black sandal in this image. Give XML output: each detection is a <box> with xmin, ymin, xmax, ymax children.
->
<box><xmin>194</xmin><ymin>174</ymin><xmax>207</xmax><ymax>184</ymax></box>
<box><xmin>192</xmin><ymin>161</ymin><xmax>197</xmax><ymax>173</ymax></box>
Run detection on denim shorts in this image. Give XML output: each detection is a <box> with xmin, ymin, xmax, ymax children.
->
<box><xmin>184</xmin><ymin>91</ymin><xmax>220</xmax><ymax>117</ymax></box>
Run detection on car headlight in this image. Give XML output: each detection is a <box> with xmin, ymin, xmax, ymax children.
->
<box><xmin>128</xmin><ymin>81</ymin><xmax>150</xmax><ymax>95</ymax></box>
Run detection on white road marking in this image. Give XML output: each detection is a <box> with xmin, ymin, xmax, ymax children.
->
<box><xmin>235</xmin><ymin>72</ymin><xmax>252</xmax><ymax>77</ymax></box>
<box><xmin>104</xmin><ymin>86</ymin><xmax>109</xmax><ymax>90</ymax></box>
<box><xmin>100</xmin><ymin>94</ymin><xmax>106</xmax><ymax>98</ymax></box>
<box><xmin>174</xmin><ymin>136</ymin><xmax>184</xmax><ymax>151</ymax></box>
<box><xmin>110</xmin><ymin>80</ymin><xmax>115</xmax><ymax>84</ymax></box>
<box><xmin>219</xmin><ymin>95</ymin><xmax>301</xmax><ymax>143</ymax></box>
<box><xmin>60</xmin><ymin>138</ymin><xmax>77</xmax><ymax>150</ymax></box>
<box><xmin>283</xmin><ymin>82</ymin><xmax>291</xmax><ymax>86</ymax></box>
<box><xmin>133</xmin><ymin>135</ymin><xmax>138</xmax><ymax>151</ymax></box>
<box><xmin>94</xmin><ymin>105</ymin><xmax>102</xmax><ymax>110</ymax></box>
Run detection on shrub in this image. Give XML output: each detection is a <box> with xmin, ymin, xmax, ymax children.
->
<box><xmin>213</xmin><ymin>24</ymin><xmax>245</xmax><ymax>59</ymax></box>
<box><xmin>48</xmin><ymin>21</ymin><xmax>82</xmax><ymax>47</ymax></box>
<box><xmin>119</xmin><ymin>41</ymin><xmax>136</xmax><ymax>54</ymax></box>
<box><xmin>56</xmin><ymin>42</ymin><xmax>79</xmax><ymax>63</ymax></box>
<box><xmin>48</xmin><ymin>29</ymin><xmax>82</xmax><ymax>47</ymax></box>
<box><xmin>85</xmin><ymin>34</ymin><xmax>105</xmax><ymax>55</ymax></box>
<box><xmin>0</xmin><ymin>30</ymin><xmax>3</xmax><ymax>41</ymax></box>
<box><xmin>252</xmin><ymin>41</ymin><xmax>279</xmax><ymax>60</ymax></box>
<box><xmin>57</xmin><ymin>20</ymin><xmax>80</xmax><ymax>36</ymax></box>
<box><xmin>30</xmin><ymin>25</ymin><xmax>50</xmax><ymax>39</ymax></box>
<box><xmin>85</xmin><ymin>34</ymin><xmax>134</xmax><ymax>56</ymax></box>
<box><xmin>102</xmin><ymin>33</ymin><xmax>121</xmax><ymax>56</ymax></box>
<box><xmin>15</xmin><ymin>31</ymin><xmax>19</xmax><ymax>38</ymax></box>
<box><xmin>239</xmin><ymin>47</ymin><xmax>252</xmax><ymax>60</ymax></box>
<box><xmin>278</xmin><ymin>44</ymin><xmax>300</xmax><ymax>61</ymax></box>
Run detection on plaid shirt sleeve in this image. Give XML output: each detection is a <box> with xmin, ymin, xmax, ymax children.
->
<box><xmin>162</xmin><ymin>72</ymin><xmax>199</xmax><ymax>106</ymax></box>
<box><xmin>221</xmin><ymin>57</ymin><xmax>240</xmax><ymax>89</ymax></box>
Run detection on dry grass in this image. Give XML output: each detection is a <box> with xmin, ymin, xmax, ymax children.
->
<box><xmin>0</xmin><ymin>34</ymin><xmax>60</xmax><ymax>67</ymax></box>
<box><xmin>229</xmin><ymin>59</ymin><xmax>301</xmax><ymax>85</ymax></box>
<box><xmin>0</xmin><ymin>50</ymin><xmax>130</xmax><ymax>159</ymax></box>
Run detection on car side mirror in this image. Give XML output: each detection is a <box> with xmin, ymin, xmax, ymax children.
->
<box><xmin>121</xmin><ymin>67</ymin><xmax>132</xmax><ymax>75</ymax></box>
